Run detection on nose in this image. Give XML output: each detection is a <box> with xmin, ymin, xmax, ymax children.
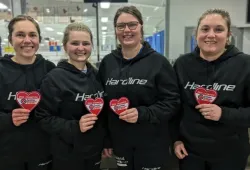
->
<box><xmin>207</xmin><ymin>30</ymin><xmax>216</xmax><ymax>37</ymax></box>
<box><xmin>77</xmin><ymin>44</ymin><xmax>85</xmax><ymax>50</ymax></box>
<box><xmin>23</xmin><ymin>35</ymin><xmax>32</xmax><ymax>43</ymax></box>
<box><xmin>124</xmin><ymin>25</ymin><xmax>130</xmax><ymax>32</ymax></box>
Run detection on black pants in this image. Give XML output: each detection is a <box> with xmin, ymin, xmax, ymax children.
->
<box><xmin>51</xmin><ymin>154</ymin><xmax>101</xmax><ymax>170</ymax></box>
<box><xmin>0</xmin><ymin>158</ymin><xmax>52</xmax><ymax>170</ymax></box>
<box><xmin>179</xmin><ymin>153</ymin><xmax>248</xmax><ymax>170</ymax></box>
<box><xmin>113</xmin><ymin>146</ymin><xmax>170</xmax><ymax>170</ymax></box>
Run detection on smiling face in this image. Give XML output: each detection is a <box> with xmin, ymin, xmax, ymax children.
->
<box><xmin>64</xmin><ymin>31</ymin><xmax>92</xmax><ymax>62</ymax></box>
<box><xmin>115</xmin><ymin>13</ymin><xmax>142</xmax><ymax>48</ymax></box>
<box><xmin>10</xmin><ymin>20</ymin><xmax>40</xmax><ymax>59</ymax></box>
<box><xmin>196</xmin><ymin>13</ymin><xmax>230</xmax><ymax>57</ymax></box>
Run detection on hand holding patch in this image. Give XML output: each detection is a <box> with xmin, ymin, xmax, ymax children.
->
<box><xmin>195</xmin><ymin>104</ymin><xmax>222</xmax><ymax>121</ymax></box>
<box><xmin>109</xmin><ymin>97</ymin><xmax>129</xmax><ymax>115</ymax></box>
<box><xmin>119</xmin><ymin>108</ymin><xmax>138</xmax><ymax>123</ymax></box>
<box><xmin>85</xmin><ymin>98</ymin><xmax>104</xmax><ymax>116</ymax></box>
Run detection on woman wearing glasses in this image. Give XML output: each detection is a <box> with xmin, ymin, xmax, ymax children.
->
<box><xmin>98</xmin><ymin>6</ymin><xmax>180</xmax><ymax>170</ymax></box>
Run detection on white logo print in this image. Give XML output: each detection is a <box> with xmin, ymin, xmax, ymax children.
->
<box><xmin>106</xmin><ymin>77</ymin><xmax>147</xmax><ymax>86</ymax></box>
<box><xmin>75</xmin><ymin>91</ymin><xmax>104</xmax><ymax>101</ymax></box>
<box><xmin>184</xmin><ymin>82</ymin><xmax>236</xmax><ymax>91</ymax></box>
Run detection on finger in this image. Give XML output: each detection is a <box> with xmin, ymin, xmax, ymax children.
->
<box><xmin>13</xmin><ymin>108</ymin><xmax>30</xmax><ymax>113</ymax></box>
<box><xmin>81</xmin><ymin>121</ymin><xmax>96</xmax><ymax>127</ymax></box>
<box><xmin>182</xmin><ymin>147</ymin><xmax>188</xmax><ymax>156</ymax></box>
<box><xmin>82</xmin><ymin>125</ymin><xmax>93</xmax><ymax>131</ymax></box>
<box><xmin>119</xmin><ymin>110</ymin><xmax>128</xmax><ymax>116</ymax></box>
<box><xmin>80</xmin><ymin>117</ymin><xmax>98</xmax><ymax>123</ymax></box>
<box><xmin>125</xmin><ymin>108</ymin><xmax>135</xmax><ymax>114</ymax></box>
<box><xmin>195</xmin><ymin>104</ymin><xmax>212</xmax><ymax>109</ymax></box>
<box><xmin>12</xmin><ymin>113</ymin><xmax>30</xmax><ymax>117</ymax></box>
<box><xmin>81</xmin><ymin>114</ymin><xmax>97</xmax><ymax>119</ymax></box>
<box><xmin>125</xmin><ymin>113</ymin><xmax>137</xmax><ymax>119</ymax></box>
<box><xmin>15</xmin><ymin>119</ymin><xmax>28</xmax><ymax>124</ymax></box>
<box><xmin>199</xmin><ymin>108</ymin><xmax>212</xmax><ymax>113</ymax></box>
<box><xmin>13</xmin><ymin>116</ymin><xmax>29</xmax><ymax>121</ymax></box>
<box><xmin>204</xmin><ymin>115</ymin><xmax>212</xmax><ymax>120</ymax></box>
<box><xmin>175</xmin><ymin>150</ymin><xmax>185</xmax><ymax>159</ymax></box>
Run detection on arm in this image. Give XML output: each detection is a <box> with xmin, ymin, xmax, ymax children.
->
<box><xmin>136</xmin><ymin>58</ymin><xmax>180</xmax><ymax>124</ymax></box>
<box><xmin>35</xmin><ymin>74</ymin><xmax>79</xmax><ymax>144</ymax></box>
<box><xmin>219</xmin><ymin>72</ymin><xmax>250</xmax><ymax>127</ymax></box>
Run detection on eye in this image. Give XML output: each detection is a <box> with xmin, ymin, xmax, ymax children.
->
<box><xmin>71</xmin><ymin>42</ymin><xmax>80</xmax><ymax>46</ymax></box>
<box><xmin>214</xmin><ymin>28</ymin><xmax>224</xmax><ymax>32</ymax></box>
<box><xmin>82</xmin><ymin>42</ymin><xmax>91</xmax><ymax>46</ymax></box>
<box><xmin>16</xmin><ymin>33</ymin><xmax>25</xmax><ymax>37</ymax></box>
<box><xmin>201</xmin><ymin>27</ymin><xmax>209</xmax><ymax>32</ymax></box>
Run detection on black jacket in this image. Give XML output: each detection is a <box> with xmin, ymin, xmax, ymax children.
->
<box><xmin>0</xmin><ymin>54</ymin><xmax>55</xmax><ymax>162</ymax></box>
<box><xmin>173</xmin><ymin>45</ymin><xmax>250</xmax><ymax>161</ymax></box>
<box><xmin>98</xmin><ymin>42</ymin><xmax>180</xmax><ymax>149</ymax></box>
<box><xmin>35</xmin><ymin>60</ymin><xmax>106</xmax><ymax>160</ymax></box>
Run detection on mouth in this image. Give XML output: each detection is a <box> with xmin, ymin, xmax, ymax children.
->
<box><xmin>21</xmin><ymin>46</ymin><xmax>34</xmax><ymax>50</ymax></box>
<box><xmin>123</xmin><ymin>35</ymin><xmax>134</xmax><ymax>40</ymax></box>
<box><xmin>204</xmin><ymin>41</ymin><xmax>216</xmax><ymax>44</ymax></box>
<box><xmin>75</xmin><ymin>53</ymin><xmax>87</xmax><ymax>56</ymax></box>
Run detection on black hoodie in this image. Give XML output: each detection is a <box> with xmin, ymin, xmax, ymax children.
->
<box><xmin>98</xmin><ymin>42</ymin><xmax>180</xmax><ymax>149</ymax></box>
<box><xmin>0</xmin><ymin>54</ymin><xmax>55</xmax><ymax>162</ymax></box>
<box><xmin>35</xmin><ymin>60</ymin><xmax>106</xmax><ymax>160</ymax></box>
<box><xmin>173</xmin><ymin>45</ymin><xmax>250</xmax><ymax>161</ymax></box>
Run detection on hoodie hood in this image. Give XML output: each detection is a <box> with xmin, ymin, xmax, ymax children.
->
<box><xmin>1</xmin><ymin>54</ymin><xmax>45</xmax><ymax>67</ymax></box>
<box><xmin>57</xmin><ymin>59</ymin><xmax>97</xmax><ymax>76</ymax></box>
<box><xmin>193</xmin><ymin>45</ymin><xmax>243</xmax><ymax>64</ymax></box>
<box><xmin>111</xmin><ymin>41</ymin><xmax>155</xmax><ymax>63</ymax></box>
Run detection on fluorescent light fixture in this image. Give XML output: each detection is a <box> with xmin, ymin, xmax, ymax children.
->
<box><xmin>57</xmin><ymin>32</ymin><xmax>63</xmax><ymax>35</ymax></box>
<box><xmin>100</xmin><ymin>2</ymin><xmax>110</xmax><ymax>9</ymax></box>
<box><xmin>40</xmin><ymin>43</ymin><xmax>45</xmax><ymax>46</ymax></box>
<box><xmin>50</xmin><ymin>37</ymin><xmax>55</xmax><ymax>40</ymax></box>
<box><xmin>102</xmin><ymin>32</ymin><xmax>107</xmax><ymax>35</ymax></box>
<box><xmin>46</xmin><ymin>8</ymin><xmax>50</xmax><ymax>13</ymax></box>
<box><xmin>3</xmin><ymin>38</ymin><xmax>8</xmax><ymax>42</ymax></box>
<box><xmin>45</xmin><ymin>27</ymin><xmax>54</xmax><ymax>31</ymax></box>
<box><xmin>84</xmin><ymin>8</ymin><xmax>88</xmax><ymax>12</ymax></box>
<box><xmin>102</xmin><ymin>26</ymin><xmax>107</xmax><ymax>30</ymax></box>
<box><xmin>0</xmin><ymin>3</ymin><xmax>8</xmax><ymax>10</ymax></box>
<box><xmin>1</xmin><ymin>42</ymin><xmax>6</xmax><ymax>45</ymax></box>
<box><xmin>154</xmin><ymin>7</ymin><xmax>159</xmax><ymax>11</ymax></box>
<box><xmin>101</xmin><ymin>17</ymin><xmax>108</xmax><ymax>22</ymax></box>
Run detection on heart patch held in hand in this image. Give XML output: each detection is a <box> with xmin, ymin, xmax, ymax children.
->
<box><xmin>194</xmin><ymin>87</ymin><xmax>217</xmax><ymax>104</ymax></box>
<box><xmin>109</xmin><ymin>97</ymin><xmax>129</xmax><ymax>115</ymax></box>
<box><xmin>16</xmin><ymin>91</ymin><xmax>41</xmax><ymax>111</ymax></box>
<box><xmin>85</xmin><ymin>98</ymin><xmax>104</xmax><ymax>116</ymax></box>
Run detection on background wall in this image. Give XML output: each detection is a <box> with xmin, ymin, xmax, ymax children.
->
<box><xmin>169</xmin><ymin>0</ymin><xmax>250</xmax><ymax>59</ymax></box>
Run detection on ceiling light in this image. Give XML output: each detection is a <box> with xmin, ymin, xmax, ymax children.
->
<box><xmin>0</xmin><ymin>3</ymin><xmax>8</xmax><ymax>10</ymax></box>
<box><xmin>100</xmin><ymin>2</ymin><xmax>110</xmax><ymax>9</ymax></box>
<box><xmin>101</xmin><ymin>17</ymin><xmax>108</xmax><ymax>22</ymax></box>
<box><xmin>45</xmin><ymin>27</ymin><xmax>54</xmax><ymax>31</ymax></box>
<box><xmin>102</xmin><ymin>26</ymin><xmax>107</xmax><ymax>30</ymax></box>
<box><xmin>84</xmin><ymin>9</ymin><xmax>88</xmax><ymax>12</ymax></box>
<box><xmin>102</xmin><ymin>32</ymin><xmax>107</xmax><ymax>35</ymax></box>
<box><xmin>57</xmin><ymin>32</ymin><xmax>63</xmax><ymax>35</ymax></box>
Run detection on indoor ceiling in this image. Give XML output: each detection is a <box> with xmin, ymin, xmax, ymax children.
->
<box><xmin>0</xmin><ymin>0</ymin><xmax>165</xmax><ymax>51</ymax></box>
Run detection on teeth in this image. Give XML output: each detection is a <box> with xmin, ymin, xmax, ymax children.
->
<box><xmin>22</xmin><ymin>47</ymin><xmax>33</xmax><ymax>49</ymax></box>
<box><xmin>205</xmin><ymin>42</ymin><xmax>216</xmax><ymax>44</ymax></box>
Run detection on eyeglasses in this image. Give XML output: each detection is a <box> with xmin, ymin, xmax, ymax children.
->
<box><xmin>115</xmin><ymin>21</ymin><xmax>139</xmax><ymax>31</ymax></box>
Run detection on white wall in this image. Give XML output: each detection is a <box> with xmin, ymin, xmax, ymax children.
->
<box><xmin>169</xmin><ymin>0</ymin><xmax>250</xmax><ymax>59</ymax></box>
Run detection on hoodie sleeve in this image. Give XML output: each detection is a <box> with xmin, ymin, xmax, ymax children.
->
<box><xmin>219</xmin><ymin>72</ymin><xmax>250</xmax><ymax>127</ymax></box>
<box><xmin>97</xmin><ymin>61</ymin><xmax>112</xmax><ymax>148</ymax></box>
<box><xmin>0</xmin><ymin>111</ymin><xmax>15</xmax><ymax>132</ymax></box>
<box><xmin>136</xmin><ymin>57</ymin><xmax>180</xmax><ymax>124</ymax></box>
<box><xmin>35</xmin><ymin>73</ymin><xmax>79</xmax><ymax>144</ymax></box>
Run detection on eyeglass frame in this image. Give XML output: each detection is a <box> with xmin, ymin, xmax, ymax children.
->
<box><xmin>115</xmin><ymin>21</ymin><xmax>140</xmax><ymax>31</ymax></box>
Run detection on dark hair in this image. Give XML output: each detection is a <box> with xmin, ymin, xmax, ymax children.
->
<box><xmin>114</xmin><ymin>6</ymin><xmax>144</xmax><ymax>43</ymax></box>
<box><xmin>8</xmin><ymin>15</ymin><xmax>42</xmax><ymax>43</ymax></box>
<box><xmin>196</xmin><ymin>8</ymin><xmax>231</xmax><ymax>44</ymax></box>
<box><xmin>62</xmin><ymin>22</ymin><xmax>93</xmax><ymax>46</ymax></box>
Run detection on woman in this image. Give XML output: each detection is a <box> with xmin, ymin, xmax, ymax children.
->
<box><xmin>99</xmin><ymin>6</ymin><xmax>180</xmax><ymax>170</ymax></box>
<box><xmin>173</xmin><ymin>8</ymin><xmax>250</xmax><ymax>170</ymax></box>
<box><xmin>0</xmin><ymin>15</ymin><xmax>55</xmax><ymax>170</ymax></box>
<box><xmin>35</xmin><ymin>23</ymin><xmax>106</xmax><ymax>170</ymax></box>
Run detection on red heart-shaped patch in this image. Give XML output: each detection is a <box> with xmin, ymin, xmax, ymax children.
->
<box><xmin>16</xmin><ymin>91</ymin><xmax>41</xmax><ymax>111</ymax></box>
<box><xmin>109</xmin><ymin>97</ymin><xmax>129</xmax><ymax>115</ymax></box>
<box><xmin>85</xmin><ymin>98</ymin><xmax>104</xmax><ymax>116</ymax></box>
<box><xmin>194</xmin><ymin>87</ymin><xmax>217</xmax><ymax>104</ymax></box>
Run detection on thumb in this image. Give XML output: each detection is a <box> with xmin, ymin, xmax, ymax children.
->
<box><xmin>181</xmin><ymin>146</ymin><xmax>188</xmax><ymax>156</ymax></box>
